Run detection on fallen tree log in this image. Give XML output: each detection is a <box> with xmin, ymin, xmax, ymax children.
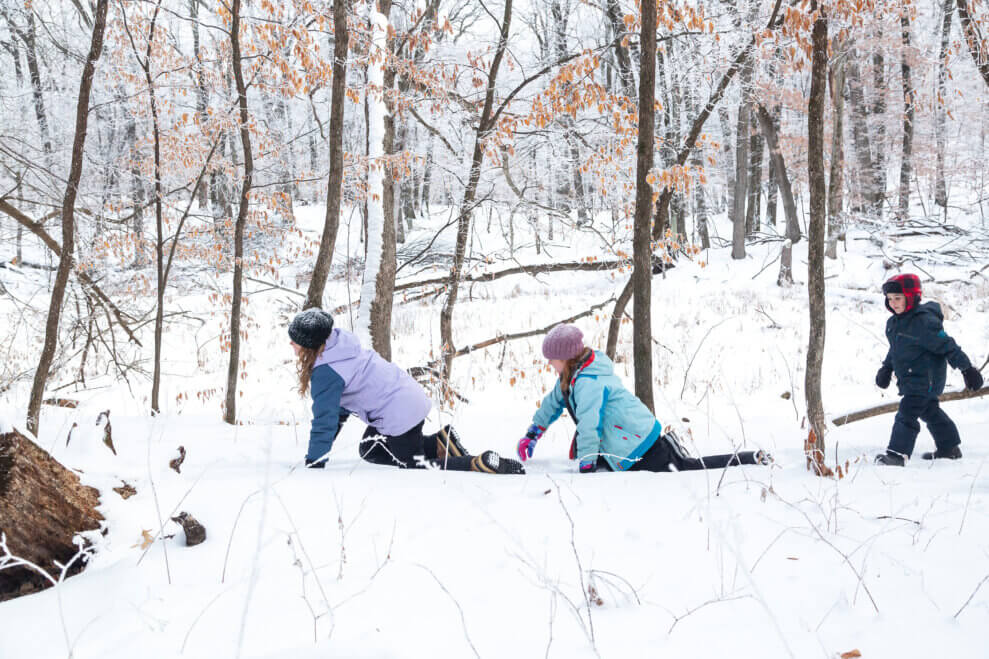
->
<box><xmin>0</xmin><ymin>428</ymin><xmax>104</xmax><ymax>601</ymax></box>
<box><xmin>832</xmin><ymin>386</ymin><xmax>989</xmax><ymax>426</ymax></box>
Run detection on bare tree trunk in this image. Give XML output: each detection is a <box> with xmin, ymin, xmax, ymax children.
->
<box><xmin>419</xmin><ymin>135</ymin><xmax>433</xmax><ymax>217</ymax></box>
<box><xmin>872</xmin><ymin>52</ymin><xmax>887</xmax><ymax>214</ymax></box>
<box><xmin>6</xmin><ymin>34</ymin><xmax>25</xmax><ymax>262</ymax></box>
<box><xmin>22</xmin><ymin>11</ymin><xmax>53</xmax><ymax>160</ymax></box>
<box><xmin>123</xmin><ymin>1</ymin><xmax>165</xmax><ymax>413</ymax></box>
<box><xmin>632</xmin><ymin>0</ymin><xmax>656</xmax><ymax>412</ymax></box>
<box><xmin>305</xmin><ymin>0</ymin><xmax>350</xmax><ymax>310</ymax></box>
<box><xmin>718</xmin><ymin>105</ymin><xmax>735</xmax><ymax>213</ymax></box>
<box><xmin>827</xmin><ymin>43</ymin><xmax>846</xmax><ymax>259</ymax></box>
<box><xmin>956</xmin><ymin>0</ymin><xmax>989</xmax><ymax>90</ymax></box>
<box><xmin>604</xmin><ymin>0</ymin><xmax>634</xmax><ymax>97</ymax></box>
<box><xmin>395</xmin><ymin>119</ymin><xmax>408</xmax><ymax>244</ymax></box>
<box><xmin>731</xmin><ymin>62</ymin><xmax>751</xmax><ymax>259</ymax></box>
<box><xmin>191</xmin><ymin>0</ymin><xmax>209</xmax><ymax>209</ymax></box>
<box><xmin>846</xmin><ymin>56</ymin><xmax>881</xmax><ymax>213</ymax></box>
<box><xmin>746</xmin><ymin>128</ymin><xmax>763</xmax><ymax>234</ymax></box>
<box><xmin>754</xmin><ymin>105</ymin><xmax>800</xmax><ymax>243</ymax></box>
<box><xmin>897</xmin><ymin>9</ymin><xmax>914</xmax><ymax>220</ymax></box>
<box><xmin>551</xmin><ymin>1</ymin><xmax>590</xmax><ymax>226</ymax></box>
<box><xmin>358</xmin><ymin>0</ymin><xmax>396</xmax><ymax>360</ymax></box>
<box><xmin>689</xmin><ymin>80</ymin><xmax>710</xmax><ymax>249</ymax></box>
<box><xmin>440</xmin><ymin>0</ymin><xmax>513</xmax><ymax>378</ymax></box>
<box><xmin>224</xmin><ymin>0</ymin><xmax>254</xmax><ymax>425</ymax></box>
<box><xmin>935</xmin><ymin>0</ymin><xmax>953</xmax><ymax>213</ymax></box>
<box><xmin>806</xmin><ymin>3</ymin><xmax>829</xmax><ymax>473</ymax></box>
<box><xmin>26</xmin><ymin>0</ymin><xmax>109</xmax><ymax>436</ymax></box>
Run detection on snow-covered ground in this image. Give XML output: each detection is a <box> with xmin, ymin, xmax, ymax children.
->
<box><xmin>1</xmin><ymin>203</ymin><xmax>988</xmax><ymax>658</ymax></box>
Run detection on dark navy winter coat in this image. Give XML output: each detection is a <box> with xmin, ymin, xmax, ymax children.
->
<box><xmin>882</xmin><ymin>301</ymin><xmax>972</xmax><ymax>397</ymax></box>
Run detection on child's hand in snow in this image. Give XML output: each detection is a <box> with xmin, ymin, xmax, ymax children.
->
<box><xmin>517</xmin><ymin>424</ymin><xmax>544</xmax><ymax>461</ymax></box>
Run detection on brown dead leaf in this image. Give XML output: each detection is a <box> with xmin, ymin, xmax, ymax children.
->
<box><xmin>839</xmin><ymin>651</ymin><xmax>862</xmax><ymax>659</ymax></box>
<box><xmin>131</xmin><ymin>529</ymin><xmax>155</xmax><ymax>550</ymax></box>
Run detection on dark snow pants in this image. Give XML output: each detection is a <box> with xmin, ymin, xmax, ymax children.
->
<box><xmin>887</xmin><ymin>395</ymin><xmax>961</xmax><ymax>458</ymax></box>
<box><xmin>628</xmin><ymin>434</ymin><xmax>761</xmax><ymax>472</ymax></box>
<box><xmin>358</xmin><ymin>422</ymin><xmax>474</xmax><ymax>470</ymax></box>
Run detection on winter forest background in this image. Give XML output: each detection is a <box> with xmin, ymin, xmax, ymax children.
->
<box><xmin>1</xmin><ymin>0</ymin><xmax>989</xmax><ymax>657</ymax></box>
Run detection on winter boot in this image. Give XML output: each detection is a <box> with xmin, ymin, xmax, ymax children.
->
<box><xmin>920</xmin><ymin>445</ymin><xmax>962</xmax><ymax>460</ymax></box>
<box><xmin>875</xmin><ymin>450</ymin><xmax>906</xmax><ymax>466</ymax></box>
<box><xmin>470</xmin><ymin>451</ymin><xmax>525</xmax><ymax>475</ymax></box>
<box><xmin>435</xmin><ymin>425</ymin><xmax>469</xmax><ymax>460</ymax></box>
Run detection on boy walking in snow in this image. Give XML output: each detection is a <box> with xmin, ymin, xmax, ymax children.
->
<box><xmin>874</xmin><ymin>274</ymin><xmax>984</xmax><ymax>466</ymax></box>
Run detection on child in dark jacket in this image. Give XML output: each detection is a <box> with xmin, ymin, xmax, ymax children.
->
<box><xmin>874</xmin><ymin>274</ymin><xmax>984</xmax><ymax>465</ymax></box>
<box><xmin>517</xmin><ymin>324</ymin><xmax>771</xmax><ymax>472</ymax></box>
<box><xmin>289</xmin><ymin>309</ymin><xmax>523</xmax><ymax>474</ymax></box>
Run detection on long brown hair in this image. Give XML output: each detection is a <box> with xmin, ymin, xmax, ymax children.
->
<box><xmin>296</xmin><ymin>344</ymin><xmax>324</xmax><ymax>396</ymax></box>
<box><xmin>559</xmin><ymin>347</ymin><xmax>592</xmax><ymax>396</ymax></box>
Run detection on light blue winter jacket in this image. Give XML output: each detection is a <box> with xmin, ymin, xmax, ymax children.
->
<box><xmin>531</xmin><ymin>350</ymin><xmax>662</xmax><ymax>471</ymax></box>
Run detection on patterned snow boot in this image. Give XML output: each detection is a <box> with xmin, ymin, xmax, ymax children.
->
<box><xmin>470</xmin><ymin>451</ymin><xmax>525</xmax><ymax>475</ymax></box>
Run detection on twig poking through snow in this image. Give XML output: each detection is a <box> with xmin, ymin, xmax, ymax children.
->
<box><xmin>958</xmin><ymin>458</ymin><xmax>985</xmax><ymax>536</ymax></box>
<box><xmin>547</xmin><ymin>474</ymin><xmax>598</xmax><ymax>654</ymax></box>
<box><xmin>954</xmin><ymin>573</ymin><xmax>989</xmax><ymax>619</ymax></box>
<box><xmin>414</xmin><ymin>563</ymin><xmax>481</xmax><ymax>659</ymax></box>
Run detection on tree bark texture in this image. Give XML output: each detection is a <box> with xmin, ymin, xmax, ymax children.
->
<box><xmin>191</xmin><ymin>0</ymin><xmax>210</xmax><ymax>208</ymax></box>
<box><xmin>0</xmin><ymin>429</ymin><xmax>104</xmax><ymax>601</ymax></box>
<box><xmin>935</xmin><ymin>0</ymin><xmax>953</xmax><ymax>211</ymax></box>
<box><xmin>26</xmin><ymin>0</ymin><xmax>109</xmax><ymax>436</ymax></box>
<box><xmin>872</xmin><ymin>51</ymin><xmax>887</xmax><ymax>213</ymax></box>
<box><xmin>359</xmin><ymin>0</ymin><xmax>396</xmax><ymax>361</ymax></box>
<box><xmin>746</xmin><ymin>127</ymin><xmax>763</xmax><ymax>234</ymax></box>
<box><xmin>552</xmin><ymin>1</ymin><xmax>590</xmax><ymax>226</ymax></box>
<box><xmin>305</xmin><ymin>0</ymin><xmax>350</xmax><ymax>310</ymax></box>
<box><xmin>439</xmin><ymin>0</ymin><xmax>513</xmax><ymax>378</ymax></box>
<box><xmin>956</xmin><ymin>0</ymin><xmax>989</xmax><ymax>89</ymax></box>
<box><xmin>718</xmin><ymin>104</ymin><xmax>735</xmax><ymax>213</ymax></box>
<box><xmin>846</xmin><ymin>56</ymin><xmax>881</xmax><ymax>213</ymax></box>
<box><xmin>224</xmin><ymin>0</ymin><xmax>254</xmax><ymax>425</ymax></box>
<box><xmin>754</xmin><ymin>105</ymin><xmax>800</xmax><ymax>243</ymax></box>
<box><xmin>22</xmin><ymin>11</ymin><xmax>53</xmax><ymax>160</ymax></box>
<box><xmin>731</xmin><ymin>62</ymin><xmax>751</xmax><ymax>259</ymax></box>
<box><xmin>125</xmin><ymin>1</ymin><xmax>165</xmax><ymax>413</ymax></box>
<box><xmin>897</xmin><ymin>10</ymin><xmax>915</xmax><ymax>220</ymax></box>
<box><xmin>827</xmin><ymin>47</ymin><xmax>846</xmax><ymax>258</ymax></box>
<box><xmin>805</xmin><ymin>5</ymin><xmax>829</xmax><ymax>472</ymax></box>
<box><xmin>604</xmin><ymin>0</ymin><xmax>634</xmax><ymax>97</ymax></box>
<box><xmin>632</xmin><ymin>0</ymin><xmax>656</xmax><ymax>412</ymax></box>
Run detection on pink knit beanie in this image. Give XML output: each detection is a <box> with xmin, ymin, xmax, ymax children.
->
<box><xmin>542</xmin><ymin>324</ymin><xmax>585</xmax><ymax>360</ymax></box>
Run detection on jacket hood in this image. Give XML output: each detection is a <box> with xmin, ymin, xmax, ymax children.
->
<box><xmin>317</xmin><ymin>328</ymin><xmax>362</xmax><ymax>365</ymax></box>
<box><xmin>573</xmin><ymin>349</ymin><xmax>615</xmax><ymax>379</ymax></box>
<box><xmin>914</xmin><ymin>301</ymin><xmax>943</xmax><ymax>322</ymax></box>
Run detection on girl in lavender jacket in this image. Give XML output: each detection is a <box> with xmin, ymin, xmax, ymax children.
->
<box><xmin>289</xmin><ymin>309</ymin><xmax>523</xmax><ymax>474</ymax></box>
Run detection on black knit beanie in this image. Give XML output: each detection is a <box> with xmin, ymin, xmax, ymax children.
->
<box><xmin>288</xmin><ymin>309</ymin><xmax>334</xmax><ymax>349</ymax></box>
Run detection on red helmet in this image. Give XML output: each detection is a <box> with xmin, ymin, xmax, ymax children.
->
<box><xmin>882</xmin><ymin>273</ymin><xmax>921</xmax><ymax>312</ymax></box>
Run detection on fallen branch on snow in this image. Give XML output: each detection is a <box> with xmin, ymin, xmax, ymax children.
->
<box><xmin>832</xmin><ymin>386</ymin><xmax>989</xmax><ymax>427</ymax></box>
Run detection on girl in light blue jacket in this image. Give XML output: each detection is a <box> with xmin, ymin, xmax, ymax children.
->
<box><xmin>517</xmin><ymin>324</ymin><xmax>770</xmax><ymax>473</ymax></box>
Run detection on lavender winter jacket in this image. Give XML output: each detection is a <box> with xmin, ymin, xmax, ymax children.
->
<box><xmin>305</xmin><ymin>328</ymin><xmax>431</xmax><ymax>464</ymax></box>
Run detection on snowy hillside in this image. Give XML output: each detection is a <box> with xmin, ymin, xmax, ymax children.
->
<box><xmin>1</xmin><ymin>204</ymin><xmax>987</xmax><ymax>659</ymax></box>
